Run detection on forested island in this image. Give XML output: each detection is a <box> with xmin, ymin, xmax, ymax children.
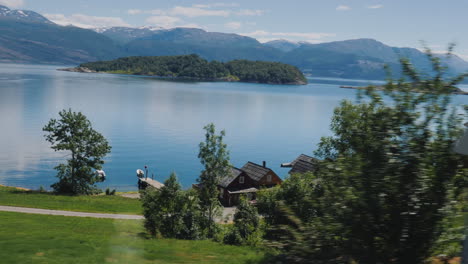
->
<box><xmin>62</xmin><ymin>54</ymin><xmax>307</xmax><ymax>85</ymax></box>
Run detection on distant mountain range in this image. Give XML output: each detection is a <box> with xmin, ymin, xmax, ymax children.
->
<box><xmin>1</xmin><ymin>4</ymin><xmax>467</xmax><ymax>80</ymax></box>
<box><xmin>94</xmin><ymin>26</ymin><xmax>163</xmax><ymax>44</ymax></box>
<box><xmin>0</xmin><ymin>5</ymin><xmax>52</xmax><ymax>24</ymax></box>
<box><xmin>0</xmin><ymin>5</ymin><xmax>122</xmax><ymax>64</ymax></box>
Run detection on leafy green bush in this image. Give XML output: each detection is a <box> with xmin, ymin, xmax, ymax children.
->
<box><xmin>141</xmin><ymin>173</ymin><xmax>205</xmax><ymax>239</ymax></box>
<box><xmin>224</xmin><ymin>196</ymin><xmax>263</xmax><ymax>246</ymax></box>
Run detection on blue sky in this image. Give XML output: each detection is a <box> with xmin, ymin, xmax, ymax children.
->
<box><xmin>2</xmin><ymin>0</ymin><xmax>467</xmax><ymax>58</ymax></box>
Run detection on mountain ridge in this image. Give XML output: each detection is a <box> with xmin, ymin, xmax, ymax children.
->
<box><xmin>0</xmin><ymin>5</ymin><xmax>53</xmax><ymax>24</ymax></box>
<box><xmin>1</xmin><ymin>5</ymin><xmax>467</xmax><ymax>80</ymax></box>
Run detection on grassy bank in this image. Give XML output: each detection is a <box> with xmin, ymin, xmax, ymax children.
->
<box><xmin>0</xmin><ymin>211</ymin><xmax>265</xmax><ymax>263</ymax></box>
<box><xmin>0</xmin><ymin>186</ymin><xmax>142</xmax><ymax>214</ymax></box>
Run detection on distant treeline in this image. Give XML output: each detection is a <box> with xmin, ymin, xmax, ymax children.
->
<box><xmin>80</xmin><ymin>54</ymin><xmax>307</xmax><ymax>85</ymax></box>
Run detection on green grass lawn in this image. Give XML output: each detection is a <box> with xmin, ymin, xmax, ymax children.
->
<box><xmin>0</xmin><ymin>186</ymin><xmax>142</xmax><ymax>214</ymax></box>
<box><xmin>0</xmin><ymin>211</ymin><xmax>265</xmax><ymax>264</ymax></box>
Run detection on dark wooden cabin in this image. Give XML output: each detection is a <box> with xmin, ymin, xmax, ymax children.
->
<box><xmin>240</xmin><ymin>161</ymin><xmax>282</xmax><ymax>187</ymax></box>
<box><xmin>218</xmin><ymin>161</ymin><xmax>282</xmax><ymax>206</ymax></box>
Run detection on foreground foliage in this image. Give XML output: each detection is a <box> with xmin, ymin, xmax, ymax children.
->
<box><xmin>141</xmin><ymin>173</ymin><xmax>204</xmax><ymax>239</ymax></box>
<box><xmin>43</xmin><ymin>109</ymin><xmax>111</xmax><ymax>194</ymax></box>
<box><xmin>197</xmin><ymin>123</ymin><xmax>231</xmax><ymax>238</ymax></box>
<box><xmin>0</xmin><ymin>211</ymin><xmax>265</xmax><ymax>264</ymax></box>
<box><xmin>80</xmin><ymin>54</ymin><xmax>307</xmax><ymax>84</ymax></box>
<box><xmin>258</xmin><ymin>50</ymin><xmax>468</xmax><ymax>263</ymax></box>
<box><xmin>142</xmin><ymin>124</ymin><xmax>233</xmax><ymax>240</ymax></box>
<box><xmin>224</xmin><ymin>196</ymin><xmax>264</xmax><ymax>246</ymax></box>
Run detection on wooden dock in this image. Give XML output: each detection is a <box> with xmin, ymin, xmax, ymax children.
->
<box><xmin>138</xmin><ymin>177</ymin><xmax>164</xmax><ymax>190</ymax></box>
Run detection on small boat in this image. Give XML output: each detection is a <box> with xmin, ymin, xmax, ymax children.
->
<box><xmin>95</xmin><ymin>170</ymin><xmax>106</xmax><ymax>179</ymax></box>
<box><xmin>136</xmin><ymin>169</ymin><xmax>145</xmax><ymax>178</ymax></box>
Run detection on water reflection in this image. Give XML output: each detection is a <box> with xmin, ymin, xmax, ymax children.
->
<box><xmin>3</xmin><ymin>64</ymin><xmax>463</xmax><ymax>190</ymax></box>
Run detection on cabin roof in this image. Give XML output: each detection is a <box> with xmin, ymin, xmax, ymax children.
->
<box><xmin>289</xmin><ymin>159</ymin><xmax>317</xmax><ymax>174</ymax></box>
<box><xmin>282</xmin><ymin>154</ymin><xmax>317</xmax><ymax>168</ymax></box>
<box><xmin>292</xmin><ymin>154</ymin><xmax>317</xmax><ymax>166</ymax></box>
<box><xmin>288</xmin><ymin>154</ymin><xmax>319</xmax><ymax>174</ymax></box>
<box><xmin>241</xmin><ymin>161</ymin><xmax>272</xmax><ymax>181</ymax></box>
<box><xmin>219</xmin><ymin>167</ymin><xmax>244</xmax><ymax>188</ymax></box>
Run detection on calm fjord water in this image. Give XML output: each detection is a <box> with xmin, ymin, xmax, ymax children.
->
<box><xmin>1</xmin><ymin>63</ymin><xmax>466</xmax><ymax>191</ymax></box>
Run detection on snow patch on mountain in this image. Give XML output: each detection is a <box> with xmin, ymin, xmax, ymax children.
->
<box><xmin>0</xmin><ymin>5</ymin><xmax>53</xmax><ymax>24</ymax></box>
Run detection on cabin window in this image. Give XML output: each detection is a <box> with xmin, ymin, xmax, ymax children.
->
<box><xmin>219</xmin><ymin>188</ymin><xmax>224</xmax><ymax>198</ymax></box>
<box><xmin>239</xmin><ymin>176</ymin><xmax>245</xmax><ymax>184</ymax></box>
<box><xmin>267</xmin><ymin>174</ymin><xmax>272</xmax><ymax>182</ymax></box>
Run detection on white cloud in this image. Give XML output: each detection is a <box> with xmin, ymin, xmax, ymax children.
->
<box><xmin>240</xmin><ymin>30</ymin><xmax>335</xmax><ymax>43</ymax></box>
<box><xmin>272</xmin><ymin>32</ymin><xmax>335</xmax><ymax>39</ymax></box>
<box><xmin>193</xmin><ymin>3</ymin><xmax>239</xmax><ymax>8</ymax></box>
<box><xmin>241</xmin><ymin>30</ymin><xmax>270</xmax><ymax>37</ymax></box>
<box><xmin>235</xmin><ymin>9</ymin><xmax>265</xmax><ymax>16</ymax></box>
<box><xmin>0</xmin><ymin>0</ymin><xmax>24</xmax><ymax>8</ymax></box>
<box><xmin>336</xmin><ymin>5</ymin><xmax>351</xmax><ymax>11</ymax></box>
<box><xmin>192</xmin><ymin>4</ymin><xmax>210</xmax><ymax>8</ymax></box>
<box><xmin>148</xmin><ymin>9</ymin><xmax>166</xmax><ymax>15</ymax></box>
<box><xmin>212</xmin><ymin>3</ymin><xmax>239</xmax><ymax>7</ymax></box>
<box><xmin>127</xmin><ymin>9</ymin><xmax>142</xmax><ymax>15</ymax></box>
<box><xmin>145</xmin><ymin>6</ymin><xmax>230</xmax><ymax>17</ymax></box>
<box><xmin>367</xmin><ymin>5</ymin><xmax>383</xmax><ymax>9</ymax></box>
<box><xmin>242</xmin><ymin>30</ymin><xmax>335</xmax><ymax>39</ymax></box>
<box><xmin>137</xmin><ymin>5</ymin><xmax>264</xmax><ymax>18</ymax></box>
<box><xmin>170</xmin><ymin>6</ymin><xmax>230</xmax><ymax>17</ymax></box>
<box><xmin>44</xmin><ymin>13</ymin><xmax>131</xmax><ymax>29</ymax></box>
<box><xmin>177</xmin><ymin>23</ymin><xmax>205</xmax><ymax>29</ymax></box>
<box><xmin>225</xmin><ymin>21</ymin><xmax>241</xmax><ymax>29</ymax></box>
<box><xmin>146</xmin><ymin>15</ymin><xmax>181</xmax><ymax>28</ymax></box>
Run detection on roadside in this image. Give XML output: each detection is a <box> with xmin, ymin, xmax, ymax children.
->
<box><xmin>118</xmin><ymin>192</ymin><xmax>236</xmax><ymax>222</ymax></box>
<box><xmin>0</xmin><ymin>185</ymin><xmax>142</xmax><ymax>214</ymax></box>
<box><xmin>0</xmin><ymin>205</ymin><xmax>143</xmax><ymax>219</ymax></box>
<box><xmin>0</xmin><ymin>186</ymin><xmax>236</xmax><ymax>222</ymax></box>
<box><xmin>0</xmin><ymin>205</ymin><xmax>236</xmax><ymax>222</ymax></box>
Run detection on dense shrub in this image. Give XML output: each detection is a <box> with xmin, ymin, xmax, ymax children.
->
<box><xmin>141</xmin><ymin>173</ymin><xmax>204</xmax><ymax>239</ymax></box>
<box><xmin>224</xmin><ymin>196</ymin><xmax>263</xmax><ymax>246</ymax></box>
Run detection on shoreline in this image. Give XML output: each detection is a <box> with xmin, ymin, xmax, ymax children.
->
<box><xmin>0</xmin><ymin>184</ymin><xmax>141</xmax><ymax>194</ymax></box>
<box><xmin>339</xmin><ymin>85</ymin><xmax>468</xmax><ymax>95</ymax></box>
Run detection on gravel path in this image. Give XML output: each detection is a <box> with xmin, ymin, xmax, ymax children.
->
<box><xmin>0</xmin><ymin>205</ymin><xmax>236</xmax><ymax>222</ymax></box>
<box><xmin>0</xmin><ymin>205</ymin><xmax>144</xmax><ymax>220</ymax></box>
